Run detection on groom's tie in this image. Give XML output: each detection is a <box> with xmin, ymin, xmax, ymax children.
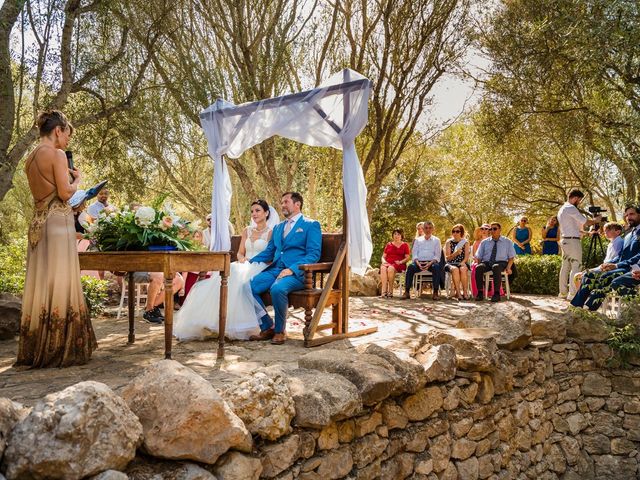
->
<box><xmin>283</xmin><ymin>219</ymin><xmax>294</xmax><ymax>238</ymax></box>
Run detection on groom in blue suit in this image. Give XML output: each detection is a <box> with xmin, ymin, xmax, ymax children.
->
<box><xmin>249</xmin><ymin>192</ymin><xmax>322</xmax><ymax>345</ymax></box>
<box><xmin>571</xmin><ymin>205</ymin><xmax>640</xmax><ymax>310</ymax></box>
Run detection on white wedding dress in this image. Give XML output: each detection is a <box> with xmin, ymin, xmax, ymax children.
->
<box><xmin>173</xmin><ymin>227</ymin><xmax>270</xmax><ymax>341</ymax></box>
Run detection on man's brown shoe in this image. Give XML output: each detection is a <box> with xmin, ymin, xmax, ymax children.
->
<box><xmin>432</xmin><ymin>292</ymin><xmax>440</xmax><ymax>300</ymax></box>
<box><xmin>270</xmin><ymin>333</ymin><xmax>286</xmax><ymax>345</ymax></box>
<box><xmin>249</xmin><ymin>329</ymin><xmax>274</xmax><ymax>341</ymax></box>
<box><xmin>400</xmin><ymin>292</ymin><xmax>410</xmax><ymax>300</ymax></box>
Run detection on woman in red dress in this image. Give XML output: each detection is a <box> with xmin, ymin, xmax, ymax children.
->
<box><xmin>379</xmin><ymin>228</ymin><xmax>410</xmax><ymax>298</ymax></box>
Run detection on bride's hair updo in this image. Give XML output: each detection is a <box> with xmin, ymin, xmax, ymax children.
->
<box><xmin>251</xmin><ymin>199</ymin><xmax>270</xmax><ymax>219</ymax></box>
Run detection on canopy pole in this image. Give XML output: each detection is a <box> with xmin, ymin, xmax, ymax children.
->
<box><xmin>341</xmin><ymin>69</ymin><xmax>351</xmax><ymax>330</ymax></box>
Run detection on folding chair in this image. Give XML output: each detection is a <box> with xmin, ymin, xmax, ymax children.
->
<box><xmin>117</xmin><ymin>279</ymin><xmax>149</xmax><ymax>319</ymax></box>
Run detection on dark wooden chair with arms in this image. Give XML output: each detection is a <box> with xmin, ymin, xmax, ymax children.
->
<box><xmin>229</xmin><ymin>233</ymin><xmax>376</xmax><ymax>346</ymax></box>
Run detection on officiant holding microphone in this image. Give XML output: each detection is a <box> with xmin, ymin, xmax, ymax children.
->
<box><xmin>18</xmin><ymin>110</ymin><xmax>97</xmax><ymax>368</ymax></box>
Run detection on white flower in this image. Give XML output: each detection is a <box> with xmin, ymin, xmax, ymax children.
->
<box><xmin>135</xmin><ymin>206</ymin><xmax>156</xmax><ymax>227</ymax></box>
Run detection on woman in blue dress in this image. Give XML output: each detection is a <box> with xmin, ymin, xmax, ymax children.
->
<box><xmin>541</xmin><ymin>216</ymin><xmax>560</xmax><ymax>255</ymax></box>
<box><xmin>512</xmin><ymin>216</ymin><xmax>532</xmax><ymax>255</ymax></box>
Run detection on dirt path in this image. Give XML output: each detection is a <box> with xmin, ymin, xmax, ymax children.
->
<box><xmin>0</xmin><ymin>294</ymin><xmax>565</xmax><ymax>405</ymax></box>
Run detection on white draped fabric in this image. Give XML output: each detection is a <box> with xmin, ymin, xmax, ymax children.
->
<box><xmin>200</xmin><ymin>69</ymin><xmax>373</xmax><ymax>275</ymax></box>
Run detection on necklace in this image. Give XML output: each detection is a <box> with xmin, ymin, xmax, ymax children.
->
<box><xmin>253</xmin><ymin>225</ymin><xmax>268</xmax><ymax>233</ymax></box>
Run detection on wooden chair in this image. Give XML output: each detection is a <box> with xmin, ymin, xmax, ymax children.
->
<box><xmin>230</xmin><ymin>233</ymin><xmax>377</xmax><ymax>347</ymax></box>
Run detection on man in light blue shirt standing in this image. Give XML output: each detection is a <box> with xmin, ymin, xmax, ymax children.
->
<box><xmin>474</xmin><ymin>222</ymin><xmax>516</xmax><ymax>302</ymax></box>
<box><xmin>401</xmin><ymin>221</ymin><xmax>442</xmax><ymax>300</ymax></box>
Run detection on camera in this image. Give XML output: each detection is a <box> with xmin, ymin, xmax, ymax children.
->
<box><xmin>588</xmin><ymin>205</ymin><xmax>608</xmax><ymax>223</ymax></box>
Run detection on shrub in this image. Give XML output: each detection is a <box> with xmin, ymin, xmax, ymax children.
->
<box><xmin>0</xmin><ymin>238</ymin><xmax>27</xmax><ymax>295</ymax></box>
<box><xmin>81</xmin><ymin>276</ymin><xmax>109</xmax><ymax>316</ymax></box>
<box><xmin>510</xmin><ymin>254</ymin><xmax>562</xmax><ymax>295</ymax></box>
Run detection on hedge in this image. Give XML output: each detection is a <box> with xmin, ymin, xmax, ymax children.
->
<box><xmin>511</xmin><ymin>254</ymin><xmax>562</xmax><ymax>295</ymax></box>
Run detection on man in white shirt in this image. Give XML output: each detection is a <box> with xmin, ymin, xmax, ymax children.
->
<box><xmin>557</xmin><ymin>189</ymin><xmax>602</xmax><ymax>299</ymax></box>
<box><xmin>401</xmin><ymin>221</ymin><xmax>442</xmax><ymax>300</ymax></box>
<box><xmin>87</xmin><ymin>187</ymin><xmax>109</xmax><ymax>218</ymax></box>
<box><xmin>202</xmin><ymin>213</ymin><xmax>235</xmax><ymax>249</ymax></box>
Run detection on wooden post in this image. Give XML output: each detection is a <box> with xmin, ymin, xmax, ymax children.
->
<box><xmin>218</xmin><ymin>270</ymin><xmax>228</xmax><ymax>359</ymax></box>
<box><xmin>163</xmin><ymin>273</ymin><xmax>174</xmax><ymax>359</ymax></box>
<box><xmin>127</xmin><ymin>272</ymin><xmax>136</xmax><ymax>343</ymax></box>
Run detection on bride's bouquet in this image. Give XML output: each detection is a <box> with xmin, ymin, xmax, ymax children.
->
<box><xmin>84</xmin><ymin>199</ymin><xmax>196</xmax><ymax>252</ymax></box>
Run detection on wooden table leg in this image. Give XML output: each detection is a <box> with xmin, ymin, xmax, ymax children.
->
<box><xmin>127</xmin><ymin>272</ymin><xmax>135</xmax><ymax>344</ymax></box>
<box><xmin>164</xmin><ymin>273</ymin><xmax>174</xmax><ymax>359</ymax></box>
<box><xmin>218</xmin><ymin>272</ymin><xmax>228</xmax><ymax>359</ymax></box>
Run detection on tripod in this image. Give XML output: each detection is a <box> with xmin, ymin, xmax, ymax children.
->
<box><xmin>584</xmin><ymin>231</ymin><xmax>605</xmax><ymax>268</ymax></box>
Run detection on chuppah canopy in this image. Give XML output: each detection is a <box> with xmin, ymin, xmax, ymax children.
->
<box><xmin>199</xmin><ymin>69</ymin><xmax>373</xmax><ymax>275</ymax></box>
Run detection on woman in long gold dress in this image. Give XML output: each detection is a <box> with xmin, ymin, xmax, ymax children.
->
<box><xmin>17</xmin><ymin>110</ymin><xmax>97</xmax><ymax>368</ymax></box>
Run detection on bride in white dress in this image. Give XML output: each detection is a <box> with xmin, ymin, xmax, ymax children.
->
<box><xmin>173</xmin><ymin>200</ymin><xmax>276</xmax><ymax>340</ymax></box>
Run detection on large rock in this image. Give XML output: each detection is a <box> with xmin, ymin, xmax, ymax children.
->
<box><xmin>413</xmin><ymin>344</ymin><xmax>457</xmax><ymax>383</ymax></box>
<box><xmin>222</xmin><ymin>369</ymin><xmax>295</xmax><ymax>441</ymax></box>
<box><xmin>286</xmin><ymin>368</ymin><xmax>362</xmax><ymax>428</ymax></box>
<box><xmin>456</xmin><ymin>302</ymin><xmax>532</xmax><ymax>350</ymax></box>
<box><xmin>564</xmin><ymin>309</ymin><xmax>609</xmax><ymax>342</ymax></box>
<box><xmin>531</xmin><ymin>312</ymin><xmax>566</xmax><ymax>342</ymax></box>
<box><xmin>125</xmin><ymin>458</ymin><xmax>216</xmax><ymax>480</ymax></box>
<box><xmin>212</xmin><ymin>451</ymin><xmax>262</xmax><ymax>480</ymax></box>
<box><xmin>121</xmin><ymin>360</ymin><xmax>251</xmax><ymax>464</ymax></box>
<box><xmin>298</xmin><ymin>350</ymin><xmax>401</xmax><ymax>405</ymax></box>
<box><xmin>0</xmin><ymin>398</ymin><xmax>28</xmax><ymax>459</ymax></box>
<box><xmin>349</xmin><ymin>268</ymin><xmax>379</xmax><ymax>297</ymax></box>
<box><xmin>2</xmin><ymin>381</ymin><xmax>142</xmax><ymax>480</ymax></box>
<box><xmin>0</xmin><ymin>293</ymin><xmax>21</xmax><ymax>340</ymax></box>
<box><xmin>419</xmin><ymin>329</ymin><xmax>498</xmax><ymax>372</ymax></box>
<box><xmin>357</xmin><ymin>344</ymin><xmax>426</xmax><ymax>393</ymax></box>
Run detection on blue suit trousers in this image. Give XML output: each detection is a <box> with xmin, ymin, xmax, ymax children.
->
<box><xmin>250</xmin><ymin>266</ymin><xmax>304</xmax><ymax>333</ymax></box>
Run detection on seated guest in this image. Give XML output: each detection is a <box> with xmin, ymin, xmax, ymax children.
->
<box><xmin>512</xmin><ymin>216</ymin><xmax>532</xmax><ymax>255</ymax></box>
<box><xmin>541</xmin><ymin>216</ymin><xmax>560</xmax><ymax>255</ymax></box>
<box><xmin>571</xmin><ymin>206</ymin><xmax>640</xmax><ymax>310</ymax></box>
<box><xmin>401</xmin><ymin>221</ymin><xmax>442</xmax><ymax>300</ymax></box>
<box><xmin>87</xmin><ymin>187</ymin><xmax>110</xmax><ymax>218</ymax></box>
<box><xmin>132</xmin><ymin>272</ymin><xmax>185</xmax><ymax>323</ymax></box>
<box><xmin>414</xmin><ymin>222</ymin><xmax>424</xmax><ymax>242</ymax></box>
<box><xmin>609</xmin><ymin>261</ymin><xmax>640</xmax><ymax>298</ymax></box>
<box><xmin>202</xmin><ymin>213</ymin><xmax>235</xmax><ymax>249</ymax></box>
<box><xmin>444</xmin><ymin>224</ymin><xmax>470</xmax><ymax>300</ymax></box>
<box><xmin>602</xmin><ymin>222</ymin><xmax>624</xmax><ymax>263</ymax></box>
<box><xmin>471</xmin><ymin>224</ymin><xmax>490</xmax><ymax>297</ymax></box>
<box><xmin>380</xmin><ymin>228</ymin><xmax>410</xmax><ymax>298</ymax></box>
<box><xmin>474</xmin><ymin>222</ymin><xmax>516</xmax><ymax>302</ymax></box>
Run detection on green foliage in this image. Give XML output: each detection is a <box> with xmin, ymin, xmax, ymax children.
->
<box><xmin>607</xmin><ymin>323</ymin><xmax>640</xmax><ymax>368</ymax></box>
<box><xmin>81</xmin><ymin>276</ymin><xmax>109</xmax><ymax>316</ymax></box>
<box><xmin>510</xmin><ymin>255</ymin><xmax>562</xmax><ymax>295</ymax></box>
<box><xmin>0</xmin><ymin>238</ymin><xmax>27</xmax><ymax>295</ymax></box>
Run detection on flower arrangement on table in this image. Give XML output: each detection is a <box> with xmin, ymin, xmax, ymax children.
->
<box><xmin>84</xmin><ymin>201</ymin><xmax>197</xmax><ymax>252</ymax></box>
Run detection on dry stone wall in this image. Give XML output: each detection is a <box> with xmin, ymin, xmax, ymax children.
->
<box><xmin>1</xmin><ymin>304</ymin><xmax>639</xmax><ymax>480</ymax></box>
<box><xmin>243</xmin><ymin>339</ymin><xmax>639</xmax><ymax>480</ymax></box>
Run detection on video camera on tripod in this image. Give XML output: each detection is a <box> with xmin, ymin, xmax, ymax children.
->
<box><xmin>587</xmin><ymin>205</ymin><xmax>608</xmax><ymax>228</ymax></box>
<box><xmin>585</xmin><ymin>205</ymin><xmax>607</xmax><ymax>267</ymax></box>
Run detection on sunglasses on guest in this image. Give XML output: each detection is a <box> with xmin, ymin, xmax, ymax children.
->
<box><xmin>491</xmin><ymin>227</ymin><xmax>500</xmax><ymax>231</ymax></box>
<box><xmin>452</xmin><ymin>229</ymin><xmax>461</xmax><ymax>233</ymax></box>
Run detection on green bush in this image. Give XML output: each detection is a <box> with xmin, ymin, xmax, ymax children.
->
<box><xmin>0</xmin><ymin>238</ymin><xmax>27</xmax><ymax>295</ymax></box>
<box><xmin>81</xmin><ymin>276</ymin><xmax>109</xmax><ymax>316</ymax></box>
<box><xmin>510</xmin><ymin>254</ymin><xmax>562</xmax><ymax>295</ymax></box>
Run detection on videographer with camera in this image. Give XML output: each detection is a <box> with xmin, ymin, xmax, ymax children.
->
<box><xmin>570</xmin><ymin>205</ymin><xmax>640</xmax><ymax>310</ymax></box>
<box><xmin>557</xmin><ymin>189</ymin><xmax>604</xmax><ymax>299</ymax></box>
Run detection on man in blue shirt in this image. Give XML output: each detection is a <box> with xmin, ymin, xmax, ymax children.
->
<box><xmin>474</xmin><ymin>222</ymin><xmax>516</xmax><ymax>302</ymax></box>
<box><xmin>571</xmin><ymin>205</ymin><xmax>640</xmax><ymax>310</ymax></box>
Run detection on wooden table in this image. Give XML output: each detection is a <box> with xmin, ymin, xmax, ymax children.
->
<box><xmin>79</xmin><ymin>251</ymin><xmax>231</xmax><ymax>359</ymax></box>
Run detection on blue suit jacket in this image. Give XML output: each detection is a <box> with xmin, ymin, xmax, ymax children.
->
<box><xmin>614</xmin><ymin>227</ymin><xmax>640</xmax><ymax>270</ymax></box>
<box><xmin>250</xmin><ymin>216</ymin><xmax>322</xmax><ymax>280</ymax></box>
